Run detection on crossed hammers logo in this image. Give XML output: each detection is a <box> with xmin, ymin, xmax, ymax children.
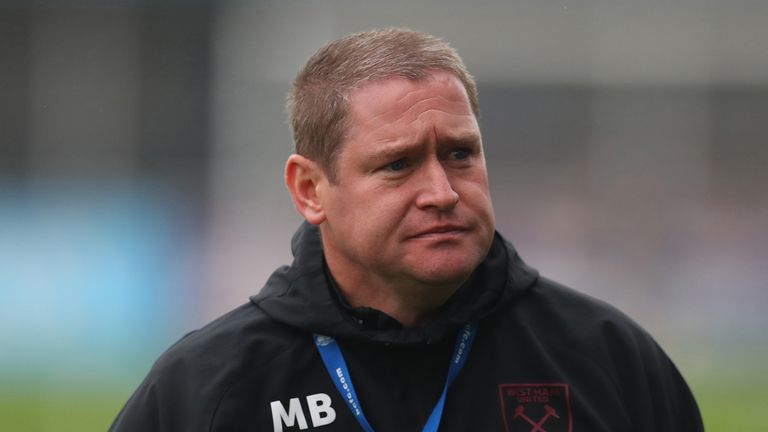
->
<box><xmin>513</xmin><ymin>404</ymin><xmax>559</xmax><ymax>432</ymax></box>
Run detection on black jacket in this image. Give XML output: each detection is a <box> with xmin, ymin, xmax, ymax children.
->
<box><xmin>110</xmin><ymin>222</ymin><xmax>703</xmax><ymax>431</ymax></box>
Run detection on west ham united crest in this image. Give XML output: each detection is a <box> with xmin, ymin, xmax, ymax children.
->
<box><xmin>498</xmin><ymin>383</ymin><xmax>573</xmax><ymax>432</ymax></box>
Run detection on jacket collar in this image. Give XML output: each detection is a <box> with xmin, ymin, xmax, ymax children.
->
<box><xmin>251</xmin><ymin>222</ymin><xmax>538</xmax><ymax>344</ymax></box>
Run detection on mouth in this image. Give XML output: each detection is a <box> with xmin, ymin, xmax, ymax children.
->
<box><xmin>409</xmin><ymin>224</ymin><xmax>469</xmax><ymax>240</ymax></box>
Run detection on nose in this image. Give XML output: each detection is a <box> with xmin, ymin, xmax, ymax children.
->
<box><xmin>415</xmin><ymin>160</ymin><xmax>460</xmax><ymax>211</ymax></box>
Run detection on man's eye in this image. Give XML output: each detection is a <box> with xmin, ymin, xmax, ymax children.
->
<box><xmin>386</xmin><ymin>159</ymin><xmax>407</xmax><ymax>171</ymax></box>
<box><xmin>449</xmin><ymin>149</ymin><xmax>471</xmax><ymax>160</ymax></box>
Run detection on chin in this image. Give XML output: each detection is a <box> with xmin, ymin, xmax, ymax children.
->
<box><xmin>412</xmin><ymin>256</ymin><xmax>481</xmax><ymax>287</ymax></box>
<box><xmin>399</xmin><ymin>231</ymin><xmax>492</xmax><ymax>285</ymax></box>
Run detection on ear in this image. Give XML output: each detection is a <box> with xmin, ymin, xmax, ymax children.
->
<box><xmin>285</xmin><ymin>154</ymin><xmax>328</xmax><ymax>225</ymax></box>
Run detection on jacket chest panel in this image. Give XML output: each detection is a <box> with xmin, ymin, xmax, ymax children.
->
<box><xmin>448</xmin><ymin>321</ymin><xmax>631</xmax><ymax>432</ymax></box>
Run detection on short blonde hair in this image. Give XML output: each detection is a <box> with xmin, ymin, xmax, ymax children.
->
<box><xmin>287</xmin><ymin>27</ymin><xmax>479</xmax><ymax>182</ymax></box>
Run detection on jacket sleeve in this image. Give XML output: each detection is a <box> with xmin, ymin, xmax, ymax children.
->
<box><xmin>635</xmin><ymin>338</ymin><xmax>704</xmax><ymax>431</ymax></box>
<box><xmin>604</xmin><ymin>319</ymin><xmax>704</xmax><ymax>431</ymax></box>
<box><xmin>109</xmin><ymin>376</ymin><xmax>164</xmax><ymax>432</ymax></box>
<box><xmin>109</xmin><ymin>334</ymin><xmax>221</xmax><ymax>432</ymax></box>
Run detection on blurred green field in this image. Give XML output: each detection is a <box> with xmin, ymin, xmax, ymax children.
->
<box><xmin>0</xmin><ymin>389</ymin><xmax>129</xmax><ymax>432</ymax></box>
<box><xmin>693</xmin><ymin>374</ymin><xmax>768</xmax><ymax>431</ymax></box>
<box><xmin>1</xmin><ymin>369</ymin><xmax>766</xmax><ymax>431</ymax></box>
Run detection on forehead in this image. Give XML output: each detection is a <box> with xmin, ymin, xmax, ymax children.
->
<box><xmin>343</xmin><ymin>71</ymin><xmax>479</xmax><ymax>151</ymax></box>
<box><xmin>347</xmin><ymin>71</ymin><xmax>473</xmax><ymax>125</ymax></box>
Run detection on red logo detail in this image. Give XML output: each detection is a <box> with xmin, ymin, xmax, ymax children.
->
<box><xmin>498</xmin><ymin>383</ymin><xmax>573</xmax><ymax>432</ymax></box>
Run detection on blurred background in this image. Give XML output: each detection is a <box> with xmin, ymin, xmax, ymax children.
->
<box><xmin>1</xmin><ymin>0</ymin><xmax>766</xmax><ymax>430</ymax></box>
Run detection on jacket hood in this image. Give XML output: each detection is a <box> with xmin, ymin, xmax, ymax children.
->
<box><xmin>251</xmin><ymin>222</ymin><xmax>539</xmax><ymax>344</ymax></box>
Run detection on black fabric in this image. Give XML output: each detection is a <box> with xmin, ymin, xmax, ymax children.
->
<box><xmin>110</xmin><ymin>222</ymin><xmax>704</xmax><ymax>432</ymax></box>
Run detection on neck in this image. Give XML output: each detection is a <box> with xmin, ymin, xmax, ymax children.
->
<box><xmin>324</xmin><ymin>260</ymin><xmax>463</xmax><ymax>328</ymax></box>
<box><xmin>337</xmin><ymin>281</ymin><xmax>457</xmax><ymax>327</ymax></box>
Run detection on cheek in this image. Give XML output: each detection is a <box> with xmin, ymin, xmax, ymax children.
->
<box><xmin>363</xmin><ymin>195</ymin><xmax>412</xmax><ymax>235</ymax></box>
<box><xmin>458</xmin><ymin>175</ymin><xmax>493</xmax><ymax>210</ymax></box>
<box><xmin>458</xmin><ymin>178</ymin><xmax>496</xmax><ymax>241</ymax></box>
<box><xmin>328</xmin><ymin>188</ymin><xmax>410</xmax><ymax>245</ymax></box>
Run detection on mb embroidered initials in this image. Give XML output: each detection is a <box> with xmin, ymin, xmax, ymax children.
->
<box><xmin>270</xmin><ymin>393</ymin><xmax>336</xmax><ymax>431</ymax></box>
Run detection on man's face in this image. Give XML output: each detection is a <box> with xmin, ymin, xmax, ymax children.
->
<box><xmin>317</xmin><ymin>70</ymin><xmax>495</xmax><ymax>290</ymax></box>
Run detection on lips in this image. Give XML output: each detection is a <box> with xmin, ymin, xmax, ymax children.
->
<box><xmin>409</xmin><ymin>224</ymin><xmax>469</xmax><ymax>239</ymax></box>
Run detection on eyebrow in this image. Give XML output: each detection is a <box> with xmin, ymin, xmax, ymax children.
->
<box><xmin>368</xmin><ymin>139</ymin><xmax>420</xmax><ymax>162</ymax></box>
<box><xmin>440</xmin><ymin>130</ymin><xmax>481</xmax><ymax>144</ymax></box>
<box><xmin>368</xmin><ymin>130</ymin><xmax>481</xmax><ymax>161</ymax></box>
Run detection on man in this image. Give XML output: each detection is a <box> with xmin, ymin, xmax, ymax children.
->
<box><xmin>111</xmin><ymin>28</ymin><xmax>703</xmax><ymax>431</ymax></box>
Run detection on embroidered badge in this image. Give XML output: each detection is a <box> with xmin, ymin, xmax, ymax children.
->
<box><xmin>498</xmin><ymin>383</ymin><xmax>573</xmax><ymax>432</ymax></box>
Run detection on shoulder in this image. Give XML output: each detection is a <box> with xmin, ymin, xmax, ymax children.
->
<box><xmin>159</xmin><ymin>301</ymin><xmax>301</xmax><ymax>371</ymax></box>
<box><xmin>498</xmin><ymin>277</ymin><xmax>703</xmax><ymax>429</ymax></box>
<box><xmin>150</xmin><ymin>301</ymin><xmax>307</xmax><ymax>399</ymax></box>
<box><xmin>496</xmin><ymin>276</ymin><xmax>675</xmax><ymax>385</ymax></box>
<box><xmin>110</xmin><ymin>302</ymin><xmax>305</xmax><ymax>431</ymax></box>
<box><xmin>516</xmin><ymin>276</ymin><xmax>654</xmax><ymax>346</ymax></box>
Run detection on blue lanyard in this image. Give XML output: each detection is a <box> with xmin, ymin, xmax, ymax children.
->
<box><xmin>313</xmin><ymin>323</ymin><xmax>478</xmax><ymax>432</ymax></box>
